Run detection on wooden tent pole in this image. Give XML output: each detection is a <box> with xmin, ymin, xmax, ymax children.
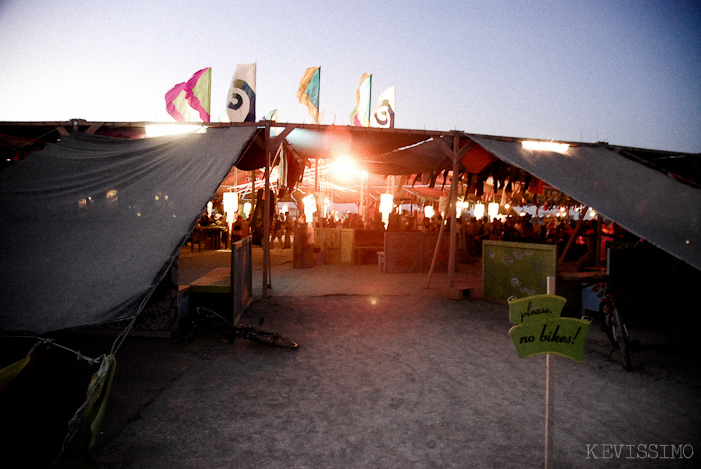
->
<box><xmin>558</xmin><ymin>205</ymin><xmax>587</xmax><ymax>267</ymax></box>
<box><xmin>448</xmin><ymin>133</ymin><xmax>460</xmax><ymax>287</ymax></box>
<box><xmin>594</xmin><ymin>215</ymin><xmax>603</xmax><ymax>267</ymax></box>
<box><xmin>426</xmin><ymin>214</ymin><xmax>447</xmax><ymax>289</ymax></box>
<box><xmin>263</xmin><ymin>121</ymin><xmax>271</xmax><ymax>298</ymax></box>
<box><xmin>426</xmin><ymin>135</ymin><xmax>473</xmax><ymax>290</ymax></box>
<box><xmin>250</xmin><ymin>171</ymin><xmax>255</xmax><ymax>202</ymax></box>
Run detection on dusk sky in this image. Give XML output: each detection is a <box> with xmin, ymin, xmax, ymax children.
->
<box><xmin>1</xmin><ymin>0</ymin><xmax>699</xmax><ymax>152</ymax></box>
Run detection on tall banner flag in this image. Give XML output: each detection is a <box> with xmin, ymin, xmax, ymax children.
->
<box><xmin>296</xmin><ymin>67</ymin><xmax>320</xmax><ymax>124</ymax></box>
<box><xmin>165</xmin><ymin>68</ymin><xmax>211</xmax><ymax>122</ymax></box>
<box><xmin>371</xmin><ymin>85</ymin><xmax>395</xmax><ymax>128</ymax></box>
<box><xmin>350</xmin><ymin>73</ymin><xmax>372</xmax><ymax>127</ymax></box>
<box><xmin>227</xmin><ymin>63</ymin><xmax>257</xmax><ymax>122</ymax></box>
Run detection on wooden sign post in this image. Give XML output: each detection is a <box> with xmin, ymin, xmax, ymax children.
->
<box><xmin>507</xmin><ymin>277</ymin><xmax>592</xmax><ymax>468</ymax></box>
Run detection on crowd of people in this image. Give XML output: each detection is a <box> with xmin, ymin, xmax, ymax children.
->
<box><xmin>200</xmin><ymin>196</ymin><xmax>636</xmax><ymax>272</ymax></box>
<box><xmin>302</xmin><ymin>209</ymin><xmax>630</xmax><ymax>271</ymax></box>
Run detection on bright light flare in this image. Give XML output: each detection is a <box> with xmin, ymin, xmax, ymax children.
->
<box><xmin>379</xmin><ymin>193</ymin><xmax>394</xmax><ymax>214</ymax></box>
<box><xmin>380</xmin><ymin>193</ymin><xmax>394</xmax><ymax>227</ymax></box>
<box><xmin>521</xmin><ymin>140</ymin><xmax>569</xmax><ymax>154</ymax></box>
<box><xmin>331</xmin><ymin>155</ymin><xmax>358</xmax><ymax>180</ymax></box>
<box><xmin>145</xmin><ymin>124</ymin><xmax>206</xmax><ymax>137</ymax></box>
<box><xmin>223</xmin><ymin>192</ymin><xmax>238</xmax><ymax>224</ymax></box>
<box><xmin>303</xmin><ymin>194</ymin><xmax>317</xmax><ymax>222</ymax></box>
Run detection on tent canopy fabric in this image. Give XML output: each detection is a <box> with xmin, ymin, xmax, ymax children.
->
<box><xmin>364</xmin><ymin>138</ymin><xmax>453</xmax><ymax>175</ymax></box>
<box><xmin>467</xmin><ymin>136</ymin><xmax>701</xmax><ymax>272</ymax></box>
<box><xmin>1</xmin><ymin>121</ymin><xmax>699</xmax><ymax>334</ymax></box>
<box><xmin>0</xmin><ymin>126</ymin><xmax>258</xmax><ymax>334</ymax></box>
<box><xmin>233</xmin><ymin>124</ymin><xmax>440</xmax><ymax>175</ymax></box>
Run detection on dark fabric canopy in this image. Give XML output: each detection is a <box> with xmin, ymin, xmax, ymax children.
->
<box><xmin>468</xmin><ymin>136</ymin><xmax>701</xmax><ymax>271</ymax></box>
<box><xmin>1</xmin><ymin>120</ymin><xmax>698</xmax><ymax>334</ymax></box>
<box><xmin>233</xmin><ymin>124</ymin><xmax>440</xmax><ymax>174</ymax></box>
<box><xmin>0</xmin><ymin>126</ymin><xmax>257</xmax><ymax>334</ymax></box>
<box><xmin>284</xmin><ymin>126</ymin><xmax>433</xmax><ymax>162</ymax></box>
<box><xmin>362</xmin><ymin>138</ymin><xmax>452</xmax><ymax>175</ymax></box>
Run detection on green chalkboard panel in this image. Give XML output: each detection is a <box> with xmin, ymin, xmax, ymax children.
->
<box><xmin>482</xmin><ymin>241</ymin><xmax>557</xmax><ymax>301</ymax></box>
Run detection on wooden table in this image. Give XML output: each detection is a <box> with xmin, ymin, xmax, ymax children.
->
<box><xmin>199</xmin><ymin>225</ymin><xmax>229</xmax><ymax>250</ymax></box>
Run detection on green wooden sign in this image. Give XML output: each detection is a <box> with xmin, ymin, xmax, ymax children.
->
<box><xmin>507</xmin><ymin>294</ymin><xmax>567</xmax><ymax>325</ymax></box>
<box><xmin>507</xmin><ymin>294</ymin><xmax>591</xmax><ymax>362</ymax></box>
<box><xmin>509</xmin><ymin>317</ymin><xmax>592</xmax><ymax>362</ymax></box>
<box><xmin>483</xmin><ymin>241</ymin><xmax>557</xmax><ymax>301</ymax></box>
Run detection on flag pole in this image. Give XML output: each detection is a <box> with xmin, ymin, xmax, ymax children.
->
<box><xmin>206</xmin><ymin>67</ymin><xmax>211</xmax><ymax>123</ymax></box>
<box><xmin>368</xmin><ymin>74</ymin><xmax>372</xmax><ymax>127</ymax></box>
<box><xmin>545</xmin><ymin>276</ymin><xmax>556</xmax><ymax>468</ymax></box>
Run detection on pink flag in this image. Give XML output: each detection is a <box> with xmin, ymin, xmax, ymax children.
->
<box><xmin>165</xmin><ymin>68</ymin><xmax>212</xmax><ymax>122</ymax></box>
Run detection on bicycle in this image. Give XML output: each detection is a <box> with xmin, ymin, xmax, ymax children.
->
<box><xmin>592</xmin><ymin>281</ymin><xmax>633</xmax><ymax>370</ymax></box>
<box><xmin>185</xmin><ymin>306</ymin><xmax>299</xmax><ymax>350</ymax></box>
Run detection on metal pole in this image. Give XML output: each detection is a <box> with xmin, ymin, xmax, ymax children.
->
<box><xmin>448</xmin><ymin>133</ymin><xmax>460</xmax><ymax>287</ymax></box>
<box><xmin>359</xmin><ymin>173</ymin><xmax>366</xmax><ymax>220</ymax></box>
<box><xmin>263</xmin><ymin>122</ymin><xmax>271</xmax><ymax>298</ymax></box>
<box><xmin>545</xmin><ymin>276</ymin><xmax>556</xmax><ymax>469</ymax></box>
<box><xmin>315</xmin><ymin>158</ymin><xmax>319</xmax><ymax>193</ymax></box>
<box><xmin>250</xmin><ymin>171</ymin><xmax>255</xmax><ymax>207</ymax></box>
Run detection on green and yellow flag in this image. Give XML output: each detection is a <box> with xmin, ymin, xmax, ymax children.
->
<box><xmin>297</xmin><ymin>67</ymin><xmax>320</xmax><ymax>123</ymax></box>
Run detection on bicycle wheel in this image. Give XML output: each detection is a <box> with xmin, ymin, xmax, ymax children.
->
<box><xmin>197</xmin><ymin>307</ymin><xmax>234</xmax><ymax>329</ymax></box>
<box><xmin>244</xmin><ymin>329</ymin><xmax>299</xmax><ymax>350</ymax></box>
<box><xmin>599</xmin><ymin>303</ymin><xmax>616</xmax><ymax>345</ymax></box>
<box><xmin>613</xmin><ymin>313</ymin><xmax>633</xmax><ymax>371</ymax></box>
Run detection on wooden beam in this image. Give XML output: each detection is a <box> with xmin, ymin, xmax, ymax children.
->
<box><xmin>557</xmin><ymin>206</ymin><xmax>587</xmax><ymax>267</ymax></box>
<box><xmin>269</xmin><ymin>125</ymin><xmax>294</xmax><ymax>151</ymax></box>
<box><xmin>85</xmin><ymin>122</ymin><xmax>104</xmax><ymax>135</ymax></box>
<box><xmin>434</xmin><ymin>137</ymin><xmax>453</xmax><ymax>159</ymax></box>
<box><xmin>435</xmin><ymin>136</ymin><xmax>475</xmax><ymax>162</ymax></box>
<box><xmin>456</xmin><ymin>141</ymin><xmax>475</xmax><ymax>160</ymax></box>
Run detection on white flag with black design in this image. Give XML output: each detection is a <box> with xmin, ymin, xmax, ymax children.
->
<box><xmin>226</xmin><ymin>63</ymin><xmax>256</xmax><ymax>122</ymax></box>
<box><xmin>371</xmin><ymin>85</ymin><xmax>395</xmax><ymax>128</ymax></box>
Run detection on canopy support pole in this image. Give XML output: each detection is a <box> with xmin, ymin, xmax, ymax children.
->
<box><xmin>448</xmin><ymin>133</ymin><xmax>460</xmax><ymax>287</ymax></box>
<box><xmin>262</xmin><ymin>122</ymin><xmax>294</xmax><ymax>298</ymax></box>
<box><xmin>250</xmin><ymin>171</ymin><xmax>255</xmax><ymax>205</ymax></box>
<box><xmin>426</xmin><ymin>134</ymin><xmax>473</xmax><ymax>289</ymax></box>
<box><xmin>360</xmin><ymin>173</ymin><xmax>366</xmax><ymax>221</ymax></box>
<box><xmin>263</xmin><ymin>121</ymin><xmax>271</xmax><ymax>298</ymax></box>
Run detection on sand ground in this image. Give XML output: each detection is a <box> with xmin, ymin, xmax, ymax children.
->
<box><xmin>3</xmin><ymin>245</ymin><xmax>698</xmax><ymax>468</ymax></box>
<box><xmin>87</xmin><ymin>246</ymin><xmax>701</xmax><ymax>468</ymax></box>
